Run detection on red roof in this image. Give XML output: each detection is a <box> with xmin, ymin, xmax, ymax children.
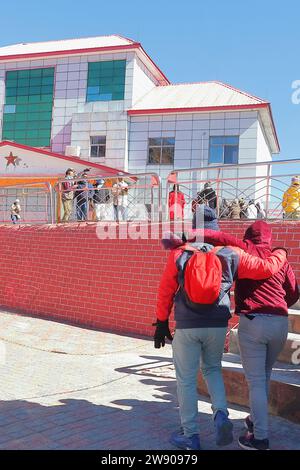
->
<box><xmin>0</xmin><ymin>141</ymin><xmax>127</xmax><ymax>176</ymax></box>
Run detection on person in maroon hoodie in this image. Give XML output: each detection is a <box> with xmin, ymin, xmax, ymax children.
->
<box><xmin>186</xmin><ymin>221</ymin><xmax>299</xmax><ymax>450</ymax></box>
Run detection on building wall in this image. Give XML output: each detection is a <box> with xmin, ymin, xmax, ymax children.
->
<box><xmin>128</xmin><ymin>110</ymin><xmax>261</xmax><ymax>208</ymax></box>
<box><xmin>0</xmin><ymin>221</ymin><xmax>299</xmax><ymax>338</ymax></box>
<box><xmin>131</xmin><ymin>56</ymin><xmax>158</xmax><ymax>106</ymax></box>
<box><xmin>0</xmin><ymin>51</ymin><xmax>160</xmax><ymax>172</ymax></box>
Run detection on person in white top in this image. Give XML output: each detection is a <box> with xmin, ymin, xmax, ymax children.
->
<box><xmin>112</xmin><ymin>178</ymin><xmax>129</xmax><ymax>221</ymax></box>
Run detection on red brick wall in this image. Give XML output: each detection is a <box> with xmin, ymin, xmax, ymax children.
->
<box><xmin>0</xmin><ymin>220</ymin><xmax>299</xmax><ymax>337</ymax></box>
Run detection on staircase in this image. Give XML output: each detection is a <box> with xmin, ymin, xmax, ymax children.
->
<box><xmin>197</xmin><ymin>306</ymin><xmax>300</xmax><ymax>424</ymax></box>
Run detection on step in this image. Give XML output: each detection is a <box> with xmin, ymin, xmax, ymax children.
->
<box><xmin>291</xmin><ymin>300</ymin><xmax>300</xmax><ymax>311</ymax></box>
<box><xmin>229</xmin><ymin>328</ymin><xmax>300</xmax><ymax>365</ymax></box>
<box><xmin>197</xmin><ymin>353</ymin><xmax>300</xmax><ymax>424</ymax></box>
<box><xmin>289</xmin><ymin>309</ymin><xmax>300</xmax><ymax>334</ymax></box>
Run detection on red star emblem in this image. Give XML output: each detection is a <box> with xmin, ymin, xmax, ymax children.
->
<box><xmin>5</xmin><ymin>152</ymin><xmax>19</xmax><ymax>167</ymax></box>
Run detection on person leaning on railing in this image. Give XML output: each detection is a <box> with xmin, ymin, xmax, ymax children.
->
<box><xmin>61</xmin><ymin>168</ymin><xmax>76</xmax><ymax>222</ymax></box>
<box><xmin>282</xmin><ymin>176</ymin><xmax>300</xmax><ymax>220</ymax></box>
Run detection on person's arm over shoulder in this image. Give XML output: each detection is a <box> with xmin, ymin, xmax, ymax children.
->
<box><xmin>283</xmin><ymin>262</ymin><xmax>300</xmax><ymax>307</ymax></box>
<box><xmin>156</xmin><ymin>250</ymin><xmax>180</xmax><ymax>321</ymax></box>
<box><xmin>188</xmin><ymin>229</ymin><xmax>246</xmax><ymax>249</ymax></box>
<box><xmin>234</xmin><ymin>247</ymin><xmax>287</xmax><ymax>280</ymax></box>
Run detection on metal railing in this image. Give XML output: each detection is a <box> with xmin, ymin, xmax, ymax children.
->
<box><xmin>0</xmin><ymin>159</ymin><xmax>299</xmax><ymax>226</ymax></box>
<box><xmin>0</xmin><ymin>182</ymin><xmax>53</xmax><ymax>224</ymax></box>
<box><xmin>165</xmin><ymin>158</ymin><xmax>300</xmax><ymax>222</ymax></box>
<box><xmin>54</xmin><ymin>172</ymin><xmax>162</xmax><ymax>224</ymax></box>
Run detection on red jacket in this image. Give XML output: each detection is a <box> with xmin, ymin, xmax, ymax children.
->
<box><xmin>168</xmin><ymin>191</ymin><xmax>185</xmax><ymax>220</ymax></box>
<box><xmin>188</xmin><ymin>221</ymin><xmax>299</xmax><ymax>316</ymax></box>
<box><xmin>156</xmin><ymin>240</ymin><xmax>287</xmax><ymax>326</ymax></box>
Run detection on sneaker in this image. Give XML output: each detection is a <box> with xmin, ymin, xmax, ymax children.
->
<box><xmin>170</xmin><ymin>430</ymin><xmax>201</xmax><ymax>450</ymax></box>
<box><xmin>214</xmin><ymin>410</ymin><xmax>234</xmax><ymax>446</ymax></box>
<box><xmin>238</xmin><ymin>433</ymin><xmax>270</xmax><ymax>450</ymax></box>
<box><xmin>244</xmin><ymin>415</ymin><xmax>254</xmax><ymax>434</ymax></box>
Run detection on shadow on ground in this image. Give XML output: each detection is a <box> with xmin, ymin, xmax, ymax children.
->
<box><xmin>0</xmin><ymin>354</ymin><xmax>298</xmax><ymax>450</ymax></box>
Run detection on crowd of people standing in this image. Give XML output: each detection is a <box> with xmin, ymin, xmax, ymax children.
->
<box><xmin>61</xmin><ymin>168</ymin><xmax>129</xmax><ymax>223</ymax></box>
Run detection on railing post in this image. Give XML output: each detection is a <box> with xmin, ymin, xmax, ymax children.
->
<box><xmin>265</xmin><ymin>164</ymin><xmax>271</xmax><ymax>219</ymax></box>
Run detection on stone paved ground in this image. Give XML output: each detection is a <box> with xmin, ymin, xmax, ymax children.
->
<box><xmin>0</xmin><ymin>309</ymin><xmax>299</xmax><ymax>450</ymax></box>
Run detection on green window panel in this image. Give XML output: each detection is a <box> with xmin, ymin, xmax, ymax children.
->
<box><xmin>3</xmin><ymin>67</ymin><xmax>54</xmax><ymax>147</ymax></box>
<box><xmin>15</xmin><ymin>113</ymin><xmax>28</xmax><ymax>122</ymax></box>
<box><xmin>39</xmin><ymin>111</ymin><xmax>52</xmax><ymax>120</ymax></box>
<box><xmin>28</xmin><ymin>95</ymin><xmax>41</xmax><ymax>103</ymax></box>
<box><xmin>42</xmin><ymin>76</ymin><xmax>54</xmax><ymax>86</ymax></box>
<box><xmin>42</xmin><ymin>68</ymin><xmax>54</xmax><ymax>77</ymax></box>
<box><xmin>2</xmin><ymin>130</ymin><xmax>15</xmax><ymax>139</ymax></box>
<box><xmin>87</xmin><ymin>60</ymin><xmax>126</xmax><ymax>102</ymax></box>
<box><xmin>29</xmin><ymin>86</ymin><xmax>41</xmax><ymax>95</ymax></box>
<box><xmin>18</xmin><ymin>78</ymin><xmax>30</xmax><ymax>87</ymax></box>
<box><xmin>17</xmin><ymin>87</ymin><xmax>30</xmax><ymax>96</ymax></box>
<box><xmin>27</xmin><ymin>112</ymin><xmax>41</xmax><ymax>121</ymax></box>
<box><xmin>6</xmin><ymin>88</ymin><xmax>17</xmax><ymax>97</ymax></box>
<box><xmin>15</xmin><ymin>121</ymin><xmax>27</xmax><ymax>130</ymax></box>
<box><xmin>29</xmin><ymin>69</ymin><xmax>43</xmax><ymax>78</ymax></box>
<box><xmin>16</xmin><ymin>104</ymin><xmax>28</xmax><ymax>113</ymax></box>
<box><xmin>39</xmin><ymin>129</ymin><xmax>52</xmax><ymax>138</ymax></box>
<box><xmin>6</xmin><ymin>71</ymin><xmax>17</xmax><ymax>80</ymax></box>
<box><xmin>16</xmin><ymin>96</ymin><xmax>29</xmax><ymax>104</ymax></box>
<box><xmin>3</xmin><ymin>114</ymin><xmax>16</xmax><ymax>122</ymax></box>
<box><xmin>41</xmin><ymin>85</ymin><xmax>53</xmax><ymax>94</ymax></box>
<box><xmin>26</xmin><ymin>129</ymin><xmax>39</xmax><ymax>138</ymax></box>
<box><xmin>30</xmin><ymin>77</ymin><xmax>42</xmax><ymax>86</ymax></box>
<box><xmin>26</xmin><ymin>121</ymin><xmax>39</xmax><ymax>130</ymax></box>
<box><xmin>39</xmin><ymin>121</ymin><xmax>52</xmax><ymax>130</ymax></box>
<box><xmin>2</xmin><ymin>121</ymin><xmax>15</xmax><ymax>131</ymax></box>
<box><xmin>5</xmin><ymin>97</ymin><xmax>15</xmax><ymax>105</ymax></box>
<box><xmin>40</xmin><ymin>94</ymin><xmax>53</xmax><ymax>103</ymax></box>
<box><xmin>14</xmin><ymin>130</ymin><xmax>27</xmax><ymax>139</ymax></box>
<box><xmin>6</xmin><ymin>79</ymin><xmax>18</xmax><ymax>88</ymax></box>
<box><xmin>17</xmin><ymin>70</ymin><xmax>30</xmax><ymax>79</ymax></box>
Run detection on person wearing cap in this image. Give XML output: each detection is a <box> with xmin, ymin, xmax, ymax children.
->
<box><xmin>11</xmin><ymin>199</ymin><xmax>21</xmax><ymax>224</ymax></box>
<box><xmin>154</xmin><ymin>206</ymin><xmax>287</xmax><ymax>451</ymax></box>
<box><xmin>282</xmin><ymin>176</ymin><xmax>300</xmax><ymax>220</ymax></box>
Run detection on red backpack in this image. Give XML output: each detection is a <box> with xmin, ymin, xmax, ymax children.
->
<box><xmin>177</xmin><ymin>245</ymin><xmax>223</xmax><ymax>307</ymax></box>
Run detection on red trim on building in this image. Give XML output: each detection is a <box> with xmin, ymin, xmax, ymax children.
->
<box><xmin>0</xmin><ymin>43</ymin><xmax>170</xmax><ymax>85</ymax></box>
<box><xmin>127</xmin><ymin>103</ymin><xmax>269</xmax><ymax>115</ymax></box>
<box><xmin>0</xmin><ymin>141</ymin><xmax>127</xmax><ymax>175</ymax></box>
<box><xmin>266</xmin><ymin>103</ymin><xmax>280</xmax><ymax>153</ymax></box>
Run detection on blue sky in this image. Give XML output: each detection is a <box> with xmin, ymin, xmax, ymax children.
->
<box><xmin>1</xmin><ymin>0</ymin><xmax>300</xmax><ymax>166</ymax></box>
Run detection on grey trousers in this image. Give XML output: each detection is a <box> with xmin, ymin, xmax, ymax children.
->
<box><xmin>238</xmin><ymin>314</ymin><xmax>288</xmax><ymax>440</ymax></box>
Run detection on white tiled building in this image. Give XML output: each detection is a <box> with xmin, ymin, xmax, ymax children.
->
<box><xmin>0</xmin><ymin>35</ymin><xmax>279</xmax><ymax>191</ymax></box>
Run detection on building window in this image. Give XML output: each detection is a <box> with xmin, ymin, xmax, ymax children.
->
<box><xmin>90</xmin><ymin>136</ymin><xmax>106</xmax><ymax>158</ymax></box>
<box><xmin>209</xmin><ymin>136</ymin><xmax>239</xmax><ymax>164</ymax></box>
<box><xmin>2</xmin><ymin>68</ymin><xmax>54</xmax><ymax>147</ymax></box>
<box><xmin>148</xmin><ymin>137</ymin><xmax>175</xmax><ymax>165</ymax></box>
<box><xmin>86</xmin><ymin>60</ymin><xmax>126</xmax><ymax>102</ymax></box>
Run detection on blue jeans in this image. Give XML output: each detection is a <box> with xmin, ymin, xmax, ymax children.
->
<box><xmin>172</xmin><ymin>327</ymin><xmax>228</xmax><ymax>437</ymax></box>
<box><xmin>238</xmin><ymin>314</ymin><xmax>288</xmax><ymax>440</ymax></box>
<box><xmin>76</xmin><ymin>202</ymin><xmax>88</xmax><ymax>221</ymax></box>
<box><xmin>113</xmin><ymin>205</ymin><xmax>128</xmax><ymax>221</ymax></box>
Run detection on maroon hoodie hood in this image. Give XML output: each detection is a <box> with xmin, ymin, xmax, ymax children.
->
<box><xmin>236</xmin><ymin>220</ymin><xmax>299</xmax><ymax>315</ymax></box>
<box><xmin>243</xmin><ymin>221</ymin><xmax>272</xmax><ymax>258</ymax></box>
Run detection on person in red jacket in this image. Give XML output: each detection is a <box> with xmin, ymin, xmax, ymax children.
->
<box><xmin>184</xmin><ymin>220</ymin><xmax>299</xmax><ymax>450</ymax></box>
<box><xmin>154</xmin><ymin>208</ymin><xmax>287</xmax><ymax>451</ymax></box>
<box><xmin>168</xmin><ymin>185</ymin><xmax>186</xmax><ymax>220</ymax></box>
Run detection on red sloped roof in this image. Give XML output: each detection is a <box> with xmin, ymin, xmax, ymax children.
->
<box><xmin>0</xmin><ymin>141</ymin><xmax>128</xmax><ymax>176</ymax></box>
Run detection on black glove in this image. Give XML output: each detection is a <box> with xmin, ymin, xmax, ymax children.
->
<box><xmin>152</xmin><ymin>319</ymin><xmax>173</xmax><ymax>348</ymax></box>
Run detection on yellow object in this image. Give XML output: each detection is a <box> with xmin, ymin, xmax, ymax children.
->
<box><xmin>282</xmin><ymin>183</ymin><xmax>300</xmax><ymax>214</ymax></box>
